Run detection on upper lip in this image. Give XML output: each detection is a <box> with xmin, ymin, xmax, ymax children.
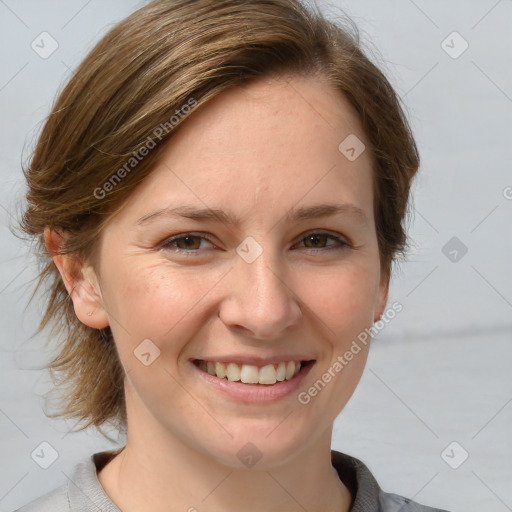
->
<box><xmin>191</xmin><ymin>355</ymin><xmax>316</xmax><ymax>366</ymax></box>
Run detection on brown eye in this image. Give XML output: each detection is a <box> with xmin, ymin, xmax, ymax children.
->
<box><xmin>296</xmin><ymin>232</ymin><xmax>349</xmax><ymax>251</ymax></box>
<box><xmin>174</xmin><ymin>235</ymin><xmax>202</xmax><ymax>250</ymax></box>
<box><xmin>303</xmin><ymin>234</ymin><xmax>329</xmax><ymax>248</ymax></box>
<box><xmin>161</xmin><ymin>233</ymin><xmax>214</xmax><ymax>253</ymax></box>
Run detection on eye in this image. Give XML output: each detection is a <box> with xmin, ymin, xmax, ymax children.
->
<box><xmin>161</xmin><ymin>233</ymin><xmax>215</xmax><ymax>253</ymax></box>
<box><xmin>294</xmin><ymin>231</ymin><xmax>350</xmax><ymax>251</ymax></box>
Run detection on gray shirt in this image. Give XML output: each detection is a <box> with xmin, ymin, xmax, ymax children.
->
<box><xmin>13</xmin><ymin>449</ymin><xmax>449</xmax><ymax>511</ymax></box>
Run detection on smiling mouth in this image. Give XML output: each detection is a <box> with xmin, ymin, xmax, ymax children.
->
<box><xmin>193</xmin><ymin>359</ymin><xmax>315</xmax><ymax>385</ymax></box>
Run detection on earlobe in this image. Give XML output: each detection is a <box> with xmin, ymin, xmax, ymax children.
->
<box><xmin>44</xmin><ymin>228</ymin><xmax>110</xmax><ymax>329</ymax></box>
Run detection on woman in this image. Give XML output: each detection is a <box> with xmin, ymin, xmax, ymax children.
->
<box><xmin>15</xmin><ymin>0</ymin><xmax>449</xmax><ymax>510</ymax></box>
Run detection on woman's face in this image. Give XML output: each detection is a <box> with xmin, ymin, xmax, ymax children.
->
<box><xmin>85</xmin><ymin>74</ymin><xmax>388</xmax><ymax>467</ymax></box>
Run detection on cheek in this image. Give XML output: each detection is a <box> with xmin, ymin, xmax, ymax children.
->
<box><xmin>294</xmin><ymin>265</ymin><xmax>375</xmax><ymax>420</ymax></box>
<box><xmin>298</xmin><ymin>260</ymin><xmax>379</xmax><ymax>340</ymax></box>
<box><xmin>100</xmin><ymin>260</ymin><xmax>231</xmax><ymax>367</ymax></box>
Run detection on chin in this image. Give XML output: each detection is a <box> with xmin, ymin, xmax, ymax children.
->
<box><xmin>200</xmin><ymin>419</ymin><xmax>320</xmax><ymax>471</ymax></box>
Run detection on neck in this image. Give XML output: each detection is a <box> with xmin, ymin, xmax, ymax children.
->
<box><xmin>98</xmin><ymin>424</ymin><xmax>351</xmax><ymax>512</ymax></box>
<box><xmin>97</xmin><ymin>382</ymin><xmax>352</xmax><ymax>512</ymax></box>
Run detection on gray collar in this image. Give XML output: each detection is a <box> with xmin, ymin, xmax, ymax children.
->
<box><xmin>61</xmin><ymin>449</ymin><xmax>441</xmax><ymax>512</ymax></box>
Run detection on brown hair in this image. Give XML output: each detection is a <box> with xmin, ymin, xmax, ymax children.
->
<box><xmin>20</xmin><ymin>0</ymin><xmax>419</xmax><ymax>434</ymax></box>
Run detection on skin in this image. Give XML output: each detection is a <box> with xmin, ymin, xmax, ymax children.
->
<box><xmin>47</xmin><ymin>73</ymin><xmax>389</xmax><ymax>512</ymax></box>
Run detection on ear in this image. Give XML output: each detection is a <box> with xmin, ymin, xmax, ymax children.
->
<box><xmin>374</xmin><ymin>271</ymin><xmax>390</xmax><ymax>323</ymax></box>
<box><xmin>44</xmin><ymin>228</ymin><xmax>109</xmax><ymax>329</ymax></box>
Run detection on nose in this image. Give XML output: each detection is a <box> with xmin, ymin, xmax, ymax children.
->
<box><xmin>218</xmin><ymin>250</ymin><xmax>303</xmax><ymax>340</ymax></box>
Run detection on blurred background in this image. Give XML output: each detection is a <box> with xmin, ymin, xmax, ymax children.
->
<box><xmin>0</xmin><ymin>1</ymin><xmax>511</xmax><ymax>511</ymax></box>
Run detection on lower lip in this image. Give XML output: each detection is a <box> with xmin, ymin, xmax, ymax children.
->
<box><xmin>191</xmin><ymin>361</ymin><xmax>315</xmax><ymax>402</ymax></box>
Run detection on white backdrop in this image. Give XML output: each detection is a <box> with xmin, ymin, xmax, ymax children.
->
<box><xmin>0</xmin><ymin>1</ymin><xmax>511</xmax><ymax>511</ymax></box>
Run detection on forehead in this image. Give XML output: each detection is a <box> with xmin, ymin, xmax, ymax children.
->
<box><xmin>114</xmin><ymin>74</ymin><xmax>374</xmax><ymax>228</ymax></box>
<box><xmin>172</xmin><ymin>73</ymin><xmax>366</xmax><ymax>162</ymax></box>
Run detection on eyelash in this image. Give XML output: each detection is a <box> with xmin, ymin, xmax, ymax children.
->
<box><xmin>160</xmin><ymin>231</ymin><xmax>351</xmax><ymax>255</ymax></box>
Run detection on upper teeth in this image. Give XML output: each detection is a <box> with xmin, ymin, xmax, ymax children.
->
<box><xmin>198</xmin><ymin>360</ymin><xmax>301</xmax><ymax>385</ymax></box>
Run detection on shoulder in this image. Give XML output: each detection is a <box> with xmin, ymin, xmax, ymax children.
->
<box><xmin>378</xmin><ymin>491</ymin><xmax>449</xmax><ymax>511</ymax></box>
<box><xmin>331</xmin><ymin>450</ymin><xmax>450</xmax><ymax>512</ymax></box>
<box><xmin>12</xmin><ymin>484</ymin><xmax>68</xmax><ymax>511</ymax></box>
<box><xmin>12</xmin><ymin>449</ymin><xmax>122</xmax><ymax>512</ymax></box>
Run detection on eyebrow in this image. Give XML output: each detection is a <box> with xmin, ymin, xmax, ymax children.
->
<box><xmin>136</xmin><ymin>203</ymin><xmax>369</xmax><ymax>227</ymax></box>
